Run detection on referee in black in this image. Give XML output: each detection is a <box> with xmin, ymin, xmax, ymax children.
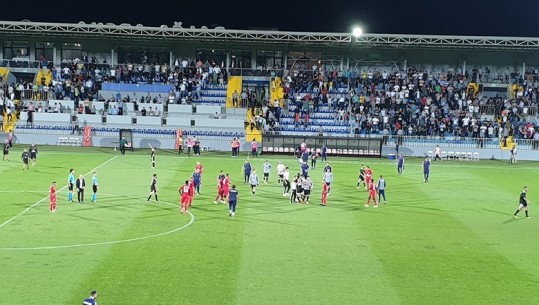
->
<box><xmin>147</xmin><ymin>174</ymin><xmax>158</xmax><ymax>202</ymax></box>
<box><xmin>21</xmin><ymin>149</ymin><xmax>29</xmax><ymax>170</ymax></box>
<box><xmin>29</xmin><ymin>144</ymin><xmax>38</xmax><ymax>166</ymax></box>
<box><xmin>149</xmin><ymin>143</ymin><xmax>156</xmax><ymax>168</ymax></box>
<box><xmin>514</xmin><ymin>186</ymin><xmax>530</xmax><ymax>219</ymax></box>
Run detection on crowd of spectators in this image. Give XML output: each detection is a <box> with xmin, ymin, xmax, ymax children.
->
<box><xmin>264</xmin><ymin>64</ymin><xmax>539</xmax><ymax>142</ymax></box>
<box><xmin>1</xmin><ymin>56</ymin><xmax>230</xmax><ymax>123</ymax></box>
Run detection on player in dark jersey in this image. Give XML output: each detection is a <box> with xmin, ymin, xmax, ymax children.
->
<box><xmin>423</xmin><ymin>157</ymin><xmax>431</xmax><ymax>183</ymax></box>
<box><xmin>147</xmin><ymin>174</ymin><xmax>158</xmax><ymax>202</ymax></box>
<box><xmin>149</xmin><ymin>143</ymin><xmax>156</xmax><ymax>168</ymax></box>
<box><xmin>514</xmin><ymin>186</ymin><xmax>530</xmax><ymax>219</ymax></box>
<box><xmin>3</xmin><ymin>140</ymin><xmax>9</xmax><ymax>161</ymax></box>
<box><xmin>356</xmin><ymin>164</ymin><xmax>365</xmax><ymax>188</ymax></box>
<box><xmin>21</xmin><ymin>149</ymin><xmax>29</xmax><ymax>170</ymax></box>
<box><xmin>82</xmin><ymin>290</ymin><xmax>97</xmax><ymax>305</ymax></box>
<box><xmin>29</xmin><ymin>144</ymin><xmax>38</xmax><ymax>166</ymax></box>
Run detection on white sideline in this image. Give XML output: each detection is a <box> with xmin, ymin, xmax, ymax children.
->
<box><xmin>0</xmin><ymin>155</ymin><xmax>119</xmax><ymax>230</ymax></box>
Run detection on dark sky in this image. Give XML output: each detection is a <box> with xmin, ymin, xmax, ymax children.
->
<box><xmin>1</xmin><ymin>0</ymin><xmax>537</xmax><ymax>37</ymax></box>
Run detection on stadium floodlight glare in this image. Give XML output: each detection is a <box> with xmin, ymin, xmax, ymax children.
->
<box><xmin>352</xmin><ymin>27</ymin><xmax>363</xmax><ymax>38</ymax></box>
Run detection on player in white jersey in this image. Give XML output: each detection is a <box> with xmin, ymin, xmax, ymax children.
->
<box><xmin>282</xmin><ymin>167</ymin><xmax>290</xmax><ymax>196</ymax></box>
<box><xmin>276</xmin><ymin>161</ymin><xmax>286</xmax><ymax>184</ymax></box>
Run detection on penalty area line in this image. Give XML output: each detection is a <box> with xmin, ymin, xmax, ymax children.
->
<box><xmin>0</xmin><ymin>155</ymin><xmax>119</xmax><ymax>230</ymax></box>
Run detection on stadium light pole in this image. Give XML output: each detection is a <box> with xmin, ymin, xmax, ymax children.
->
<box><xmin>350</xmin><ymin>26</ymin><xmax>363</xmax><ymax>136</ymax></box>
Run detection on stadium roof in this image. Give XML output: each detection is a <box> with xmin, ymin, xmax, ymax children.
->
<box><xmin>1</xmin><ymin>20</ymin><xmax>539</xmax><ymax>51</ymax></box>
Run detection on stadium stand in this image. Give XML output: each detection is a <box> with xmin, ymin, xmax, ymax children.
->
<box><xmin>1</xmin><ymin>20</ymin><xmax>539</xmax><ymax>158</ymax></box>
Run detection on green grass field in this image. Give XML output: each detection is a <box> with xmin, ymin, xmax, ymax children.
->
<box><xmin>1</xmin><ymin>145</ymin><xmax>539</xmax><ymax>305</ymax></box>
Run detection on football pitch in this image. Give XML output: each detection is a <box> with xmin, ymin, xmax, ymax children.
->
<box><xmin>1</xmin><ymin>146</ymin><xmax>538</xmax><ymax>305</ymax></box>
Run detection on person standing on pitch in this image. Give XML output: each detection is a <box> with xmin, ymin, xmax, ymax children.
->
<box><xmin>321</xmin><ymin>144</ymin><xmax>327</xmax><ymax>162</ymax></box>
<box><xmin>282</xmin><ymin>167</ymin><xmax>291</xmax><ymax>196</ymax></box>
<box><xmin>76</xmin><ymin>174</ymin><xmax>86</xmax><ymax>203</ymax></box>
<box><xmin>242</xmin><ymin>160</ymin><xmax>252</xmax><ymax>184</ymax></box>
<box><xmin>67</xmin><ymin>169</ymin><xmax>75</xmax><ymax>202</ymax></box>
<box><xmin>249</xmin><ymin>169</ymin><xmax>259</xmax><ymax>196</ymax></box>
<box><xmin>433</xmin><ymin>145</ymin><xmax>442</xmax><ymax>161</ymax></box>
<box><xmin>321</xmin><ymin>181</ymin><xmax>329</xmax><ymax>206</ymax></box>
<box><xmin>179</xmin><ymin>180</ymin><xmax>192</xmax><ymax>214</ymax></box>
<box><xmin>186</xmin><ymin>137</ymin><xmax>194</xmax><ymax>157</ymax></box>
<box><xmin>49</xmin><ymin>181</ymin><xmax>57</xmax><ymax>213</ymax></box>
<box><xmin>149</xmin><ymin>143</ymin><xmax>156</xmax><ymax>168</ymax></box>
<box><xmin>364</xmin><ymin>177</ymin><xmax>379</xmax><ymax>207</ymax></box>
<box><xmin>262</xmin><ymin>160</ymin><xmax>272</xmax><ymax>184</ymax></box>
<box><xmin>301</xmin><ymin>160</ymin><xmax>309</xmax><ymax>179</ymax></box>
<box><xmin>377</xmin><ymin>175</ymin><xmax>387</xmax><ymax>204</ymax></box>
<box><xmin>147</xmin><ymin>174</ymin><xmax>158</xmax><ymax>202</ymax></box>
<box><xmin>228</xmin><ymin>184</ymin><xmax>239</xmax><ymax>217</ymax></box>
<box><xmin>21</xmin><ymin>149</ymin><xmax>29</xmax><ymax>170</ymax></box>
<box><xmin>423</xmin><ymin>157</ymin><xmax>431</xmax><ymax>183</ymax></box>
<box><xmin>290</xmin><ymin>174</ymin><xmax>299</xmax><ymax>203</ymax></box>
<box><xmin>3</xmin><ymin>139</ymin><xmax>9</xmax><ymax>161</ymax></box>
<box><xmin>509</xmin><ymin>144</ymin><xmax>517</xmax><ymax>164</ymax></box>
<box><xmin>91</xmin><ymin>172</ymin><xmax>98</xmax><ymax>203</ymax></box>
<box><xmin>323</xmin><ymin>169</ymin><xmax>333</xmax><ymax>194</ymax></box>
<box><xmin>310</xmin><ymin>150</ymin><xmax>318</xmax><ymax>169</ymax></box>
<box><xmin>251</xmin><ymin>139</ymin><xmax>258</xmax><ymax>157</ymax></box>
<box><xmin>276</xmin><ymin>161</ymin><xmax>285</xmax><ymax>184</ymax></box>
<box><xmin>397</xmin><ymin>154</ymin><xmax>405</xmax><ymax>175</ymax></box>
<box><xmin>29</xmin><ymin>144</ymin><xmax>38</xmax><ymax>166</ymax></box>
<box><xmin>514</xmin><ymin>186</ymin><xmax>530</xmax><ymax>219</ymax></box>
<box><xmin>301</xmin><ymin>175</ymin><xmax>313</xmax><ymax>204</ymax></box>
<box><xmin>192</xmin><ymin>169</ymin><xmax>202</xmax><ymax>195</ymax></box>
<box><xmin>119</xmin><ymin>136</ymin><xmax>128</xmax><ymax>155</ymax></box>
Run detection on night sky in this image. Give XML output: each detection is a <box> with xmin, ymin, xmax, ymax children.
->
<box><xmin>1</xmin><ymin>0</ymin><xmax>537</xmax><ymax>37</ymax></box>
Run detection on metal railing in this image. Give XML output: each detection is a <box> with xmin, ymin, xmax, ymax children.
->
<box><xmin>388</xmin><ymin>135</ymin><xmax>538</xmax><ymax>150</ymax></box>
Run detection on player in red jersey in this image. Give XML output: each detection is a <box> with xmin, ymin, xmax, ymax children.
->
<box><xmin>179</xmin><ymin>180</ymin><xmax>193</xmax><ymax>213</ymax></box>
<box><xmin>364</xmin><ymin>178</ymin><xmax>379</xmax><ymax>207</ymax></box>
<box><xmin>321</xmin><ymin>182</ymin><xmax>329</xmax><ymax>206</ymax></box>
<box><xmin>221</xmin><ymin>173</ymin><xmax>231</xmax><ymax>204</ymax></box>
<box><xmin>188</xmin><ymin>177</ymin><xmax>196</xmax><ymax>207</ymax></box>
<box><xmin>195</xmin><ymin>161</ymin><xmax>204</xmax><ymax>176</ymax></box>
<box><xmin>214</xmin><ymin>176</ymin><xmax>225</xmax><ymax>204</ymax></box>
<box><xmin>49</xmin><ymin>181</ymin><xmax>57</xmax><ymax>213</ymax></box>
<box><xmin>364</xmin><ymin>166</ymin><xmax>373</xmax><ymax>190</ymax></box>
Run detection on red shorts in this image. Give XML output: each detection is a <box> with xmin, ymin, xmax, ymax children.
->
<box><xmin>218</xmin><ymin>189</ymin><xmax>225</xmax><ymax>197</ymax></box>
<box><xmin>369</xmin><ymin>191</ymin><xmax>376</xmax><ymax>197</ymax></box>
<box><xmin>222</xmin><ymin>188</ymin><xmax>229</xmax><ymax>196</ymax></box>
<box><xmin>181</xmin><ymin>196</ymin><xmax>190</xmax><ymax>204</ymax></box>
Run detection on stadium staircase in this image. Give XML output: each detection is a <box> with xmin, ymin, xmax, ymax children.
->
<box><xmin>2</xmin><ymin>109</ymin><xmax>17</xmax><ymax>133</ymax></box>
<box><xmin>0</xmin><ymin>67</ymin><xmax>10</xmax><ymax>84</ymax></box>
<box><xmin>245</xmin><ymin>109</ymin><xmax>262</xmax><ymax>142</ymax></box>
<box><xmin>35</xmin><ymin>69</ymin><xmax>52</xmax><ymax>86</ymax></box>
<box><xmin>270</xmin><ymin>76</ymin><xmax>285</xmax><ymax>107</ymax></box>
<box><xmin>226</xmin><ymin>76</ymin><xmax>242</xmax><ymax>107</ymax></box>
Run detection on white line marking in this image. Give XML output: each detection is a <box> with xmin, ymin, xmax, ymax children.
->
<box><xmin>0</xmin><ymin>155</ymin><xmax>119</xmax><ymax>230</ymax></box>
<box><xmin>0</xmin><ymin>191</ymin><xmax>47</xmax><ymax>193</ymax></box>
<box><xmin>0</xmin><ymin>200</ymin><xmax>195</xmax><ymax>251</ymax></box>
